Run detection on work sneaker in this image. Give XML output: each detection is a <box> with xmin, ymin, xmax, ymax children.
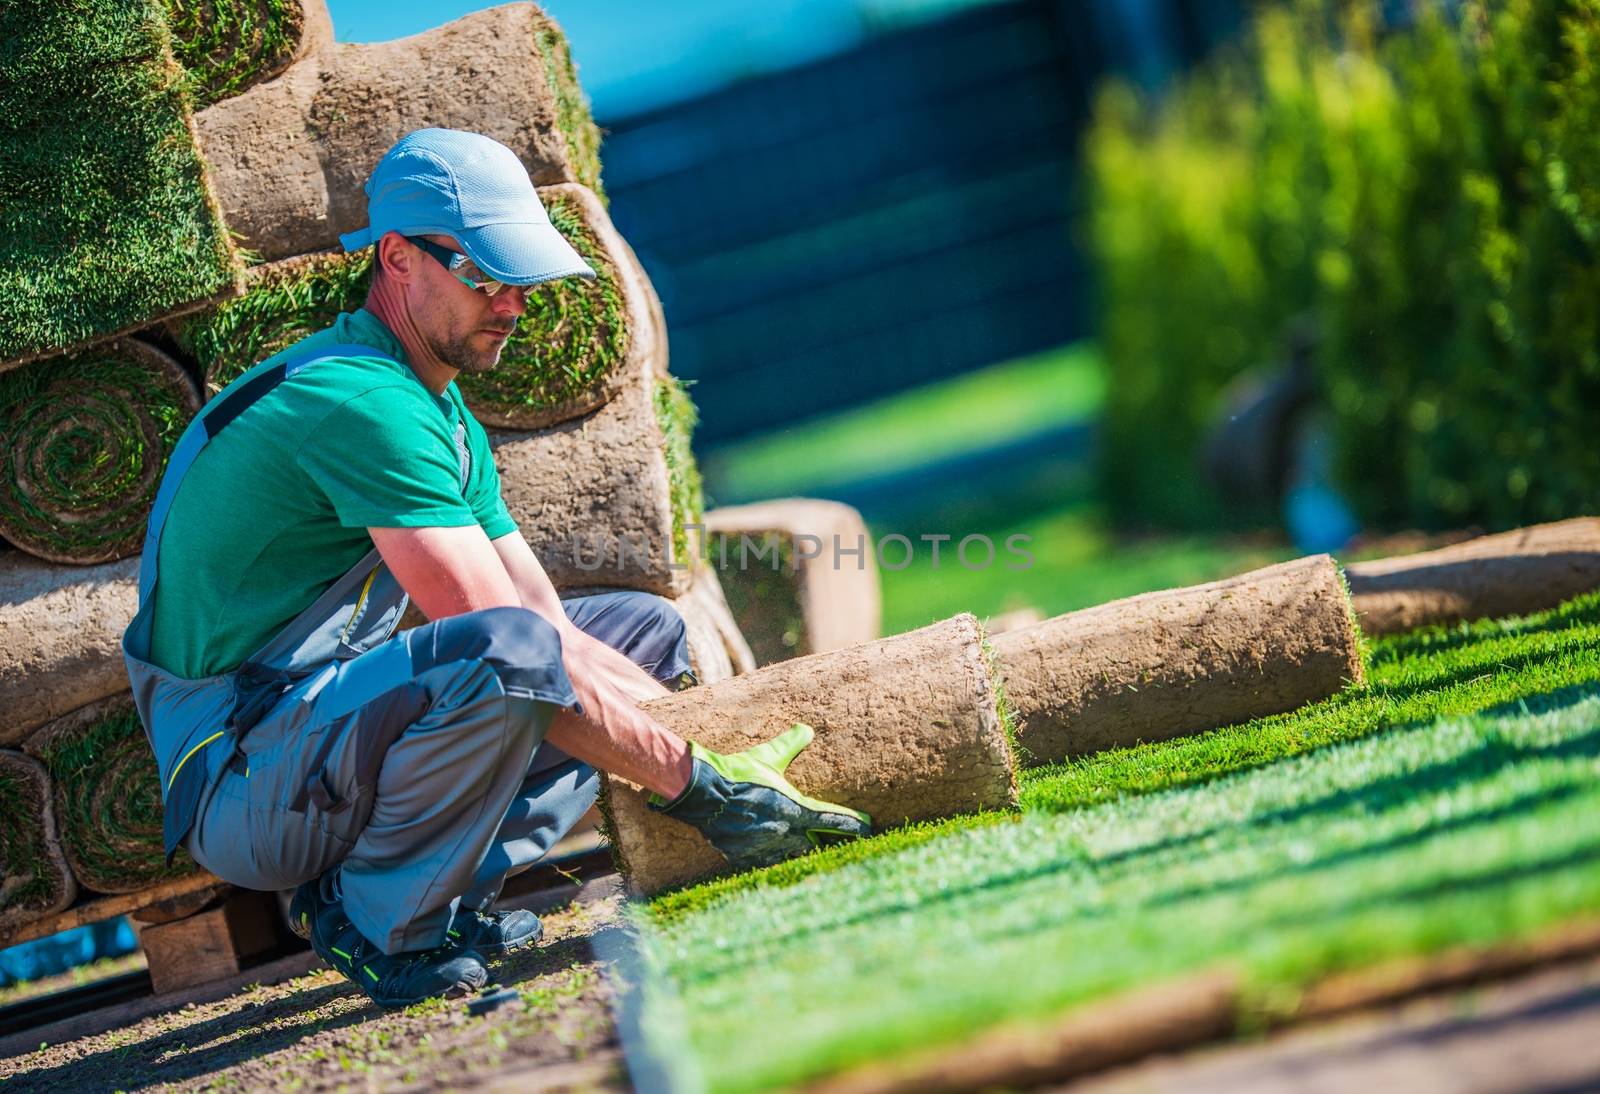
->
<box><xmin>446</xmin><ymin>908</ymin><xmax>544</xmax><ymax>957</ymax></box>
<box><xmin>288</xmin><ymin>873</ymin><xmax>489</xmax><ymax>1009</ymax></box>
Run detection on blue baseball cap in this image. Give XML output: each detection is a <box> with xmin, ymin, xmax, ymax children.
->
<box><xmin>339</xmin><ymin>128</ymin><xmax>595</xmax><ymax>286</ymax></box>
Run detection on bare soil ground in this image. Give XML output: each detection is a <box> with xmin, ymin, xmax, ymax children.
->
<box><xmin>0</xmin><ymin>886</ymin><xmax>627</xmax><ymax>1093</ymax></box>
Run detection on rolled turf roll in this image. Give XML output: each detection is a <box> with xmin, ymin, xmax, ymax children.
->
<box><xmin>994</xmin><ymin>555</ymin><xmax>1364</xmax><ymax>766</ymax></box>
<box><xmin>194</xmin><ymin>2</ymin><xmax>603</xmax><ymax>263</ymax></box>
<box><xmin>0</xmin><ymin>751</ymin><xmax>76</xmax><ymax>933</ymax></box>
<box><xmin>0</xmin><ymin>554</ymin><xmax>139</xmax><ymax>748</ymax></box>
<box><xmin>177</xmin><ymin>185</ymin><xmax>653</xmax><ymax>430</ymax></box>
<box><xmin>677</xmin><ymin>564</ymin><xmax>756</xmax><ymax>686</ymax></box>
<box><xmin>600</xmin><ymin>613</ymin><xmax>1016</xmax><ymax>895</ymax></box>
<box><xmin>165</xmin><ymin>0</ymin><xmax>331</xmax><ymax>108</ymax></box>
<box><xmin>459</xmin><ymin>184</ymin><xmax>651</xmax><ymax>431</ymax></box>
<box><xmin>705</xmin><ymin>499</ymin><xmax>882</xmax><ymax>667</ymax></box>
<box><xmin>0</xmin><ymin>0</ymin><xmax>241</xmax><ymax>365</ymax></box>
<box><xmin>492</xmin><ymin>367</ymin><xmax>704</xmax><ymax>598</ymax></box>
<box><xmin>25</xmin><ymin>696</ymin><xmax>199</xmax><ymax>894</ymax></box>
<box><xmin>1346</xmin><ymin>518</ymin><xmax>1600</xmax><ymax>635</ymax></box>
<box><xmin>177</xmin><ymin>249</ymin><xmax>370</xmax><ymax>394</ymax></box>
<box><xmin>0</xmin><ymin>340</ymin><xmax>202</xmax><ymax>564</ymax></box>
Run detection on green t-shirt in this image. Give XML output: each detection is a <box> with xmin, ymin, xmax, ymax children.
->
<box><xmin>148</xmin><ymin>308</ymin><xmax>517</xmax><ymax>679</ymax></box>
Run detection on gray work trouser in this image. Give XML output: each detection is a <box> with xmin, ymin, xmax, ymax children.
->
<box><xmin>190</xmin><ymin>593</ymin><xmax>689</xmax><ymax>955</ymax></box>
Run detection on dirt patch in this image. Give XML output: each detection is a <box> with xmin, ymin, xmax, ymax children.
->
<box><xmin>1347</xmin><ymin>517</ymin><xmax>1600</xmax><ymax>635</ymax></box>
<box><xmin>0</xmin><ymin>751</ymin><xmax>74</xmax><ymax>929</ymax></box>
<box><xmin>1076</xmin><ymin>954</ymin><xmax>1600</xmax><ymax>1094</ymax></box>
<box><xmin>994</xmin><ymin>554</ymin><xmax>1363</xmax><ymax>764</ymax></box>
<box><xmin>0</xmin><ymin>891</ymin><xmax>628</xmax><ymax>1093</ymax></box>
<box><xmin>194</xmin><ymin>4</ymin><xmax>600</xmax><ymax>262</ymax></box>
<box><xmin>603</xmin><ymin>613</ymin><xmax>1016</xmax><ymax>895</ymax></box>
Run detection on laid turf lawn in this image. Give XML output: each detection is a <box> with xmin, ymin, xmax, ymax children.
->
<box><xmin>631</xmin><ymin>593</ymin><xmax>1600</xmax><ymax>1092</ymax></box>
<box><xmin>700</xmin><ymin>342</ymin><xmax>1104</xmax><ymax>503</ymax></box>
<box><xmin>878</xmin><ymin>495</ymin><xmax>1295</xmax><ymax>635</ymax></box>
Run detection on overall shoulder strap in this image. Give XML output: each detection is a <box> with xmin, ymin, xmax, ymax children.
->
<box><xmin>135</xmin><ymin>344</ymin><xmax>394</xmax><ymax>606</ymax></box>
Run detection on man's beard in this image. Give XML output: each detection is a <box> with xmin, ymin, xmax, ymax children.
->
<box><xmin>429</xmin><ymin>322</ymin><xmax>512</xmax><ymax>375</ymax></box>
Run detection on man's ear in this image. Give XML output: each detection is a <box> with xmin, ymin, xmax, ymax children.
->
<box><xmin>375</xmin><ymin>231</ymin><xmax>416</xmax><ymax>284</ymax></box>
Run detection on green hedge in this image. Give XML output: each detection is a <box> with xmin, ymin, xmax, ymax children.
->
<box><xmin>1089</xmin><ymin>0</ymin><xmax>1600</xmax><ymax>530</ymax></box>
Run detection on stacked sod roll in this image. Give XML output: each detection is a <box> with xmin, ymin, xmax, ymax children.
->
<box><xmin>0</xmin><ymin>342</ymin><xmax>202</xmax><ymax>564</ymax></box>
<box><xmin>191</xmin><ymin>2</ymin><xmax>604</xmax><ymax>262</ymax></box>
<box><xmin>24</xmin><ymin>697</ymin><xmax>201</xmax><ymax>894</ymax></box>
<box><xmin>166</xmin><ymin>0</ymin><xmax>333</xmax><ymax>109</ymax></box>
<box><xmin>0</xmin><ymin>0</ymin><xmax>242</xmax><ymax>367</ymax></box>
<box><xmin>0</xmin><ymin>752</ymin><xmax>76</xmax><ymax>930</ymax></box>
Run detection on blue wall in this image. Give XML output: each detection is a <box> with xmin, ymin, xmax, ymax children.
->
<box><xmin>600</xmin><ymin>0</ymin><xmax>1245</xmax><ymax>443</ymax></box>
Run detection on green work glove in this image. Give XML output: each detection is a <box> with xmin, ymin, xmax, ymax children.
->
<box><xmin>650</xmin><ymin>724</ymin><xmax>872</xmax><ymax>871</ymax></box>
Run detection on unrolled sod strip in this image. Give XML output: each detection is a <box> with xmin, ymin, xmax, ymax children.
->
<box><xmin>194</xmin><ymin>2</ymin><xmax>603</xmax><ymax>262</ymax></box>
<box><xmin>0</xmin><ymin>751</ymin><xmax>76</xmax><ymax>932</ymax></box>
<box><xmin>177</xmin><ymin>185</ymin><xmax>655</xmax><ymax>432</ymax></box>
<box><xmin>705</xmin><ymin>498</ymin><xmax>881</xmax><ymax>667</ymax></box>
<box><xmin>994</xmin><ymin>555</ymin><xmax>1364</xmax><ymax>766</ymax></box>
<box><xmin>492</xmin><ymin>365</ymin><xmax>702</xmax><ymax>598</ymax></box>
<box><xmin>1346</xmin><ymin>518</ymin><xmax>1600</xmax><ymax>635</ymax></box>
<box><xmin>0</xmin><ymin>554</ymin><xmax>139</xmax><ymax>747</ymax></box>
<box><xmin>601</xmin><ymin>613</ymin><xmax>1016</xmax><ymax>896</ymax></box>
<box><xmin>26</xmin><ymin>696</ymin><xmax>198</xmax><ymax>894</ymax></box>
<box><xmin>0</xmin><ymin>340</ymin><xmax>201</xmax><ymax>564</ymax></box>
<box><xmin>166</xmin><ymin>0</ymin><xmax>332</xmax><ymax>108</ymax></box>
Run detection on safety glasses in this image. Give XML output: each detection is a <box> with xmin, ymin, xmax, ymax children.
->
<box><xmin>406</xmin><ymin>236</ymin><xmax>515</xmax><ymax>298</ymax></box>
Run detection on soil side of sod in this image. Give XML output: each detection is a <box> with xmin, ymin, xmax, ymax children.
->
<box><xmin>0</xmin><ymin>892</ymin><xmax>627</xmax><ymax>1092</ymax></box>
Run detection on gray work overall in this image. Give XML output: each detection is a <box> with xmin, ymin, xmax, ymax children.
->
<box><xmin>124</xmin><ymin>345</ymin><xmax>690</xmax><ymax>954</ymax></box>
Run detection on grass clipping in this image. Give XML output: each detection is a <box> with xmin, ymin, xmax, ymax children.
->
<box><xmin>0</xmin><ymin>341</ymin><xmax>202</xmax><ymax>564</ymax></box>
<box><xmin>26</xmin><ymin>698</ymin><xmax>200</xmax><ymax>895</ymax></box>
<box><xmin>0</xmin><ymin>0</ymin><xmax>240</xmax><ymax>364</ymax></box>
<box><xmin>178</xmin><ymin>186</ymin><xmax>639</xmax><ymax>429</ymax></box>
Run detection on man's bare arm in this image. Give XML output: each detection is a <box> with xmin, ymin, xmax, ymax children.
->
<box><xmin>369</xmin><ymin>525</ymin><xmax>691</xmax><ymax>797</ymax></box>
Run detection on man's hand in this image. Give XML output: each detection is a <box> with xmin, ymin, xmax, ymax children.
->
<box><xmin>370</xmin><ymin>523</ymin><xmax>695</xmax><ymax>800</ymax></box>
<box><xmin>650</xmin><ymin>724</ymin><xmax>872</xmax><ymax>871</ymax></box>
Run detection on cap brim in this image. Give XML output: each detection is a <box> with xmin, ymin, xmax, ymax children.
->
<box><xmin>339</xmin><ymin>226</ymin><xmax>375</xmax><ymax>252</ymax></box>
<box><xmin>458</xmin><ymin>220</ymin><xmax>596</xmax><ymax>286</ymax></box>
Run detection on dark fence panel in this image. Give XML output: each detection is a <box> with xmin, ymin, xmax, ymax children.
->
<box><xmin>599</xmin><ymin>0</ymin><xmax>1245</xmax><ymax>444</ymax></box>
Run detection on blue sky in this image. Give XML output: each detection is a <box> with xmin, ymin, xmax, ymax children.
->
<box><xmin>326</xmin><ymin>0</ymin><xmax>989</xmax><ymax>118</ymax></box>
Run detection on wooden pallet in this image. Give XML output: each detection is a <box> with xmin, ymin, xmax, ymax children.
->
<box><xmin>0</xmin><ymin>871</ymin><xmax>228</xmax><ymax>948</ymax></box>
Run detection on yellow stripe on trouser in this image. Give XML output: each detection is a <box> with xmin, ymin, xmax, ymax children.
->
<box><xmin>166</xmin><ymin>730</ymin><xmax>224</xmax><ymax>794</ymax></box>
